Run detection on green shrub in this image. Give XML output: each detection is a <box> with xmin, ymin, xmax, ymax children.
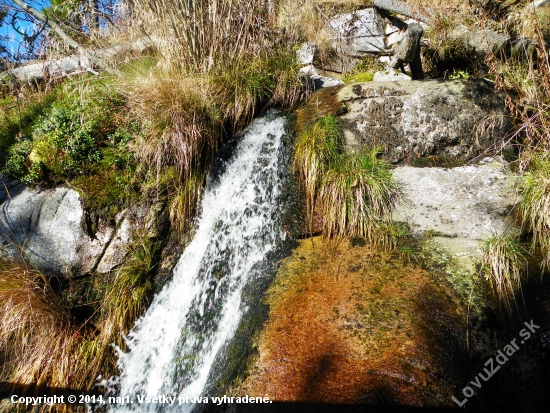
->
<box><xmin>2</xmin><ymin>78</ymin><xmax>135</xmax><ymax>186</ymax></box>
<box><xmin>0</xmin><ymin>90</ymin><xmax>58</xmax><ymax>153</ymax></box>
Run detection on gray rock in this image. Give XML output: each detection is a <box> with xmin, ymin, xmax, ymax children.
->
<box><xmin>296</xmin><ymin>43</ymin><xmax>317</xmax><ymax>65</ymax></box>
<box><xmin>373</xmin><ymin>68</ymin><xmax>412</xmax><ymax>81</ymax></box>
<box><xmin>0</xmin><ymin>177</ymin><xmax>165</xmax><ymax>276</ymax></box>
<box><xmin>0</xmin><ymin>186</ymin><xmax>111</xmax><ymax>275</ymax></box>
<box><xmin>96</xmin><ymin>212</ymin><xmax>132</xmax><ymax>274</ymax></box>
<box><xmin>336</xmin><ymin>79</ymin><xmax>511</xmax><ymax>163</ymax></box>
<box><xmin>329</xmin><ymin>8</ymin><xmax>385</xmax><ymax>56</ymax></box>
<box><xmin>393</xmin><ymin>157</ymin><xmax>521</xmax><ymax>240</ymax></box>
<box><xmin>299</xmin><ymin>65</ymin><xmax>345</xmax><ymax>90</ymax></box>
<box><xmin>386</xmin><ymin>19</ymin><xmax>428</xmax><ymax>47</ymax></box>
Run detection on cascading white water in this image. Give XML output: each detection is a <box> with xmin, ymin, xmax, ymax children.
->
<box><xmin>109</xmin><ymin>112</ymin><xmax>287</xmax><ymax>412</ymax></box>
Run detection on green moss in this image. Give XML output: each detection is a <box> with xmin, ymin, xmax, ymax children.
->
<box><xmin>419</xmin><ymin>237</ymin><xmax>492</xmax><ymax>318</ymax></box>
<box><xmin>343</xmin><ymin>56</ymin><xmax>384</xmax><ymax>84</ymax></box>
<box><xmin>344</xmin><ymin>71</ymin><xmax>375</xmax><ymax>84</ymax></box>
<box><xmin>2</xmin><ymin>77</ymin><xmax>136</xmax><ymax>186</ymax></box>
<box><xmin>70</xmin><ymin>168</ymin><xmax>140</xmax><ymax>222</ymax></box>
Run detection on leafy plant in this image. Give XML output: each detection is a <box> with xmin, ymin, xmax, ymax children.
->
<box><xmin>448</xmin><ymin>69</ymin><xmax>470</xmax><ymax>79</ymax></box>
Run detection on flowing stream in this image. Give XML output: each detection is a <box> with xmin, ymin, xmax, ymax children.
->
<box><xmin>109</xmin><ymin>112</ymin><xmax>288</xmax><ymax>411</ymax></box>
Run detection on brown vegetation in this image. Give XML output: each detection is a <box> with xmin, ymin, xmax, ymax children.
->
<box><xmin>241</xmin><ymin>237</ymin><xmax>464</xmax><ymax>405</ymax></box>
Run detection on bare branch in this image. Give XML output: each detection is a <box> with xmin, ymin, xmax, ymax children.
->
<box><xmin>10</xmin><ymin>0</ymin><xmax>119</xmax><ymax>75</ymax></box>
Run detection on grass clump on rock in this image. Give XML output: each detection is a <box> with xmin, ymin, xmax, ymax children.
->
<box><xmin>294</xmin><ymin>115</ymin><xmax>401</xmax><ymax>241</ymax></box>
<box><xmin>294</xmin><ymin>115</ymin><xmax>341</xmax><ymax>223</ymax></box>
<box><xmin>520</xmin><ymin>156</ymin><xmax>550</xmax><ymax>271</ymax></box>
<box><xmin>481</xmin><ymin>235</ymin><xmax>527</xmax><ymax>311</ymax></box>
<box><xmin>320</xmin><ymin>151</ymin><xmax>401</xmax><ymax>241</ymax></box>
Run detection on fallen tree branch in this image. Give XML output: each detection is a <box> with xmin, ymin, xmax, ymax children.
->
<box><xmin>11</xmin><ymin>0</ymin><xmax>119</xmax><ymax>75</ymax></box>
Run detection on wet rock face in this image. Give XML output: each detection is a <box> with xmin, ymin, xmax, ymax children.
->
<box><xmin>334</xmin><ymin>79</ymin><xmax>511</xmax><ymax>163</ymax></box>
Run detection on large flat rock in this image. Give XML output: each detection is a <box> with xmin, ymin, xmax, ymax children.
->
<box><xmin>392</xmin><ymin>157</ymin><xmax>521</xmax><ymax>240</ymax></box>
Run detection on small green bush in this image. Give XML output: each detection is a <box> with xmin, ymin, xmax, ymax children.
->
<box><xmin>2</xmin><ymin>78</ymin><xmax>135</xmax><ymax>186</ymax></box>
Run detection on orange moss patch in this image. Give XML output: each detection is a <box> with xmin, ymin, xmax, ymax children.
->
<box><xmin>241</xmin><ymin>237</ymin><xmax>466</xmax><ymax>407</ymax></box>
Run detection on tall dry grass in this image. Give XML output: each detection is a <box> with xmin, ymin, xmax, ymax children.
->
<box><xmin>0</xmin><ymin>264</ymin><xmax>91</xmax><ymax>407</ymax></box>
<box><xmin>491</xmin><ymin>30</ymin><xmax>550</xmax><ymax>157</ymax></box>
<box><xmin>481</xmin><ymin>235</ymin><xmax>527</xmax><ymax>311</ymax></box>
<box><xmin>320</xmin><ymin>150</ymin><xmax>401</xmax><ymax>241</ymax></box>
<box><xmin>124</xmin><ymin>71</ymin><xmax>221</xmax><ymax>181</ymax></box>
<box><xmin>0</xmin><ymin>231</ymin><xmax>157</xmax><ymax>412</ymax></box>
<box><xmin>124</xmin><ymin>0</ymin><xmax>269</xmax><ymax>72</ymax></box>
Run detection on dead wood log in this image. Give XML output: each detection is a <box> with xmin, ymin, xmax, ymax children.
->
<box><xmin>0</xmin><ymin>38</ymin><xmax>152</xmax><ymax>83</ymax></box>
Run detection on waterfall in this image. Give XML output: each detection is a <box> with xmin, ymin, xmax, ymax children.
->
<box><xmin>109</xmin><ymin>112</ymin><xmax>288</xmax><ymax>411</ymax></box>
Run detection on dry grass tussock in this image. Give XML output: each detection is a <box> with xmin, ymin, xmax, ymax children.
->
<box><xmin>123</xmin><ymin>70</ymin><xmax>221</xmax><ymax>181</ymax></box>
<box><xmin>293</xmin><ymin>115</ymin><xmax>341</xmax><ymax>227</ymax></box>
<box><xmin>520</xmin><ymin>157</ymin><xmax>550</xmax><ymax>272</ymax></box>
<box><xmin>293</xmin><ymin>115</ymin><xmax>401</xmax><ymax>240</ymax></box>
<box><xmin>0</xmin><ymin>264</ymin><xmax>91</xmax><ymax>410</ymax></box>
<box><xmin>481</xmin><ymin>235</ymin><xmax>527</xmax><ymax>312</ymax></box>
<box><xmin>0</xmin><ymin>235</ymin><xmax>157</xmax><ymax>412</ymax></box>
<box><xmin>320</xmin><ymin>151</ymin><xmax>401</xmax><ymax>241</ymax></box>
